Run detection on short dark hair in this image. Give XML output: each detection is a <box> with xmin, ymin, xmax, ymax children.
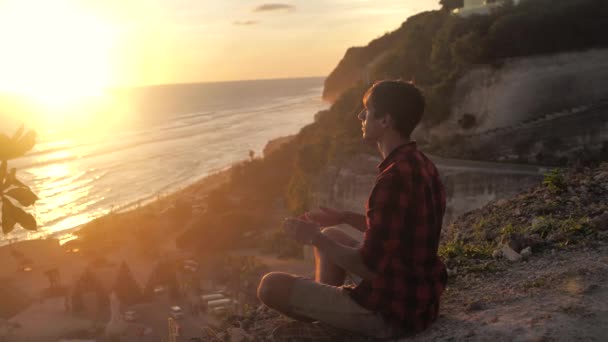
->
<box><xmin>363</xmin><ymin>80</ymin><xmax>425</xmax><ymax>138</ymax></box>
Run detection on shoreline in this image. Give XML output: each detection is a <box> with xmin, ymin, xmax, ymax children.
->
<box><xmin>0</xmin><ymin>164</ymin><xmax>234</xmax><ymax>248</ymax></box>
<box><xmin>0</xmin><ymin>133</ymin><xmax>298</xmax><ymax>251</ymax></box>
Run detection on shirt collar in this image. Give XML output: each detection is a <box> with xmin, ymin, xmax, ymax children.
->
<box><xmin>377</xmin><ymin>141</ymin><xmax>417</xmax><ymax>171</ymax></box>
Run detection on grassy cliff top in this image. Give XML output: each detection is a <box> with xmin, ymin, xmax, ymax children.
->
<box><xmin>440</xmin><ymin>163</ymin><xmax>608</xmax><ymax>272</ymax></box>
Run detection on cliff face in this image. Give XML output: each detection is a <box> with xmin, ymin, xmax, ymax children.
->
<box><xmin>422</xmin><ymin>49</ymin><xmax>608</xmax><ymax>164</ymax></box>
<box><xmin>322</xmin><ymin>47</ymin><xmax>368</xmax><ymax>103</ymax></box>
<box><xmin>457</xmin><ymin>102</ymin><xmax>608</xmax><ymax>164</ymax></box>
<box><xmin>311</xmin><ymin>152</ymin><xmax>545</xmax><ymax>232</ymax></box>
<box><xmin>321</xmin><ymin>10</ymin><xmax>443</xmax><ymax>102</ymax></box>
<box><xmin>439</xmin><ymin>49</ymin><xmax>608</xmax><ymax>134</ymax></box>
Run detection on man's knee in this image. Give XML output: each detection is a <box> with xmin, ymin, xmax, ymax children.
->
<box><xmin>257</xmin><ymin>272</ymin><xmax>296</xmax><ymax>308</ymax></box>
<box><xmin>321</xmin><ymin>227</ymin><xmax>359</xmax><ymax>248</ymax></box>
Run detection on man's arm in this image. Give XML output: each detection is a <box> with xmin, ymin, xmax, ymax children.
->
<box><xmin>341</xmin><ymin>210</ymin><xmax>367</xmax><ymax>232</ymax></box>
<box><xmin>305</xmin><ymin>207</ymin><xmax>368</xmax><ymax>233</ymax></box>
<box><xmin>311</xmin><ymin>232</ymin><xmax>377</xmax><ymax>281</ymax></box>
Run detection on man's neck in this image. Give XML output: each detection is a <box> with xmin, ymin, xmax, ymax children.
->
<box><xmin>376</xmin><ymin>134</ymin><xmax>410</xmax><ymax>159</ymax></box>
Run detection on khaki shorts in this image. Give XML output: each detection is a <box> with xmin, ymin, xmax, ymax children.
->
<box><xmin>288</xmin><ymin>277</ymin><xmax>403</xmax><ymax>339</ymax></box>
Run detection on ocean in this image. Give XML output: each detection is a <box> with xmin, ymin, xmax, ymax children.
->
<box><xmin>2</xmin><ymin>77</ymin><xmax>327</xmax><ymax>245</ymax></box>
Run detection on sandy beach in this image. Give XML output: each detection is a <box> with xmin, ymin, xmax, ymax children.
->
<box><xmin>0</xmin><ymin>167</ymin><xmax>231</xmax><ymax>340</ymax></box>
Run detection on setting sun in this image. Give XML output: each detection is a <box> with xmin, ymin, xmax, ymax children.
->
<box><xmin>0</xmin><ymin>1</ymin><xmax>115</xmax><ymax>111</ymax></box>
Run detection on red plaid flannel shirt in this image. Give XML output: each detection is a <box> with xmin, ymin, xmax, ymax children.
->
<box><xmin>348</xmin><ymin>142</ymin><xmax>447</xmax><ymax>333</ymax></box>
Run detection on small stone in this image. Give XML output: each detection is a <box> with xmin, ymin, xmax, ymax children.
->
<box><xmin>583</xmin><ymin>284</ymin><xmax>599</xmax><ymax>294</ymax></box>
<box><xmin>501</xmin><ymin>232</ymin><xmax>526</xmax><ymax>252</ymax></box>
<box><xmin>495</xmin><ymin>199</ymin><xmax>508</xmax><ymax>207</ymax></box>
<box><xmin>465</xmin><ymin>300</ymin><xmax>485</xmax><ymax>312</ymax></box>
<box><xmin>593</xmin><ymin>172</ymin><xmax>608</xmax><ymax>182</ymax></box>
<box><xmin>447</xmin><ymin>267</ymin><xmax>458</xmax><ymax>276</ymax></box>
<box><xmin>591</xmin><ymin>212</ymin><xmax>608</xmax><ymax>231</ymax></box>
<box><xmin>501</xmin><ymin>244</ymin><xmax>522</xmax><ymax>262</ymax></box>
<box><xmin>520</xmin><ymin>247</ymin><xmax>532</xmax><ymax>258</ymax></box>
<box><xmin>492</xmin><ymin>249</ymin><xmax>503</xmax><ymax>259</ymax></box>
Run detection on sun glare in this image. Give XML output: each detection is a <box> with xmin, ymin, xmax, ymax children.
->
<box><xmin>0</xmin><ymin>1</ymin><xmax>116</xmax><ymax>114</ymax></box>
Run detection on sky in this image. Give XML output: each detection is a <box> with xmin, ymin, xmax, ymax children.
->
<box><xmin>0</xmin><ymin>0</ymin><xmax>440</xmax><ymax>89</ymax></box>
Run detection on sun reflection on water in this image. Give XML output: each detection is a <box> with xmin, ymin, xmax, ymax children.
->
<box><xmin>20</xmin><ymin>156</ymin><xmax>108</xmax><ymax>242</ymax></box>
<box><xmin>36</xmin><ymin>163</ymin><xmax>71</xmax><ymax>179</ymax></box>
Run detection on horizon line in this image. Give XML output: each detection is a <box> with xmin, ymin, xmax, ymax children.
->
<box><xmin>115</xmin><ymin>75</ymin><xmax>327</xmax><ymax>91</ymax></box>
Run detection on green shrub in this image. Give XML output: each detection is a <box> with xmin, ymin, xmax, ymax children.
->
<box><xmin>543</xmin><ymin>169</ymin><xmax>566</xmax><ymax>193</ymax></box>
<box><xmin>529</xmin><ymin>216</ymin><xmax>595</xmax><ymax>242</ymax></box>
<box><xmin>439</xmin><ymin>240</ymin><xmax>494</xmax><ymax>260</ymax></box>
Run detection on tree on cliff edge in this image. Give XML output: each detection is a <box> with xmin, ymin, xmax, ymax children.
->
<box><xmin>112</xmin><ymin>261</ymin><xmax>142</xmax><ymax>306</ymax></box>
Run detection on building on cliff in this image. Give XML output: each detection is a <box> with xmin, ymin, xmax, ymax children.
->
<box><xmin>453</xmin><ymin>0</ymin><xmax>521</xmax><ymax>18</ymax></box>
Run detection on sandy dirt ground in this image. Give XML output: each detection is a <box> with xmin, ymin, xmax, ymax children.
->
<box><xmin>246</xmin><ymin>245</ymin><xmax>608</xmax><ymax>342</ymax></box>
<box><xmin>411</xmin><ymin>245</ymin><xmax>608</xmax><ymax>342</ymax></box>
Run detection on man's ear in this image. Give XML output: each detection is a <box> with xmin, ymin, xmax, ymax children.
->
<box><xmin>381</xmin><ymin>114</ymin><xmax>393</xmax><ymax>129</ymax></box>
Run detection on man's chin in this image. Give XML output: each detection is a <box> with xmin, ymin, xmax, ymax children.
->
<box><xmin>361</xmin><ymin>134</ymin><xmax>376</xmax><ymax>146</ymax></box>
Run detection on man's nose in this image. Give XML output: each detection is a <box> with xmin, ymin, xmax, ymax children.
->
<box><xmin>357</xmin><ymin>109</ymin><xmax>366</xmax><ymax>121</ymax></box>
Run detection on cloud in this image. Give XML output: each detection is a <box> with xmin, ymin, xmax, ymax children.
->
<box><xmin>233</xmin><ymin>20</ymin><xmax>260</xmax><ymax>26</ymax></box>
<box><xmin>253</xmin><ymin>4</ymin><xmax>296</xmax><ymax>13</ymax></box>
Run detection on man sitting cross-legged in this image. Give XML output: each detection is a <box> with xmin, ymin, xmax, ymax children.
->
<box><xmin>257</xmin><ymin>80</ymin><xmax>448</xmax><ymax>339</ymax></box>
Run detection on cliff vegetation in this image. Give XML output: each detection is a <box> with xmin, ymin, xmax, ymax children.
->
<box><xmin>324</xmin><ymin>0</ymin><xmax>608</xmax><ymax>127</ymax></box>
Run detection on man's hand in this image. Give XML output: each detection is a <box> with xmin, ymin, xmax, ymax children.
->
<box><xmin>304</xmin><ymin>206</ymin><xmax>345</xmax><ymax>227</ymax></box>
<box><xmin>282</xmin><ymin>218</ymin><xmax>321</xmax><ymax>245</ymax></box>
